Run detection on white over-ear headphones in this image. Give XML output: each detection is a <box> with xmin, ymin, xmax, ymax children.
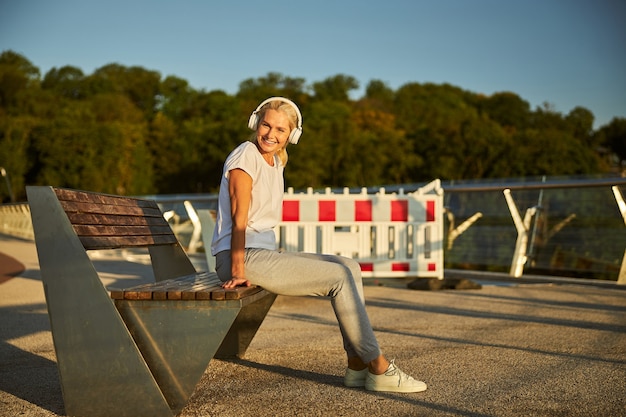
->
<box><xmin>247</xmin><ymin>97</ymin><xmax>303</xmax><ymax>144</ymax></box>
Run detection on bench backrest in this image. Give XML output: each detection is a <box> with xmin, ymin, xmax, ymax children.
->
<box><xmin>53</xmin><ymin>187</ymin><xmax>177</xmax><ymax>250</ymax></box>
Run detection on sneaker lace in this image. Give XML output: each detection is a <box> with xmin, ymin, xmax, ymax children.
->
<box><xmin>386</xmin><ymin>360</ymin><xmax>415</xmax><ymax>386</ymax></box>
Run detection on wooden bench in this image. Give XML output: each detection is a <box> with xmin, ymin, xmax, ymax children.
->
<box><xmin>27</xmin><ymin>186</ymin><xmax>276</xmax><ymax>417</ymax></box>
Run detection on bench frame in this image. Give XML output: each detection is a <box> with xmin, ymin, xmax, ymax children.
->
<box><xmin>27</xmin><ymin>186</ymin><xmax>276</xmax><ymax>417</ymax></box>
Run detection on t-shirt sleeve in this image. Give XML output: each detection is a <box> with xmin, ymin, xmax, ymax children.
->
<box><xmin>224</xmin><ymin>142</ymin><xmax>259</xmax><ymax>181</ymax></box>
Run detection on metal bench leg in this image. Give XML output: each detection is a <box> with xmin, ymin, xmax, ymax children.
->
<box><xmin>215</xmin><ymin>293</ymin><xmax>277</xmax><ymax>359</ymax></box>
<box><xmin>114</xmin><ymin>300</ymin><xmax>242</xmax><ymax>414</ymax></box>
<box><xmin>27</xmin><ymin>186</ymin><xmax>173</xmax><ymax>417</ymax></box>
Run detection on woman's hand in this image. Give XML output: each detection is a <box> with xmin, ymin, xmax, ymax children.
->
<box><xmin>221</xmin><ymin>277</ymin><xmax>251</xmax><ymax>289</ymax></box>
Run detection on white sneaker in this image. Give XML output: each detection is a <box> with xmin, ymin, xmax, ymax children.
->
<box><xmin>344</xmin><ymin>367</ymin><xmax>369</xmax><ymax>387</ymax></box>
<box><xmin>365</xmin><ymin>360</ymin><xmax>427</xmax><ymax>393</ymax></box>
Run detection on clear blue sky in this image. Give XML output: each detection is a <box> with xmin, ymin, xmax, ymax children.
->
<box><xmin>2</xmin><ymin>0</ymin><xmax>625</xmax><ymax>128</ymax></box>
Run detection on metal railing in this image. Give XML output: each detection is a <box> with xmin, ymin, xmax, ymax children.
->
<box><xmin>0</xmin><ymin>203</ymin><xmax>33</xmax><ymax>240</ymax></box>
<box><xmin>2</xmin><ymin>176</ymin><xmax>625</xmax><ymax>283</ymax></box>
<box><xmin>440</xmin><ymin>176</ymin><xmax>626</xmax><ymax>283</ymax></box>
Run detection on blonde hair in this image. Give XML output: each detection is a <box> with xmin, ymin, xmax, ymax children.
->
<box><xmin>250</xmin><ymin>99</ymin><xmax>299</xmax><ymax>166</ymax></box>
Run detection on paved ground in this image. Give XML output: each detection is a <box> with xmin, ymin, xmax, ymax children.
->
<box><xmin>1</xmin><ymin>234</ymin><xmax>625</xmax><ymax>417</ymax></box>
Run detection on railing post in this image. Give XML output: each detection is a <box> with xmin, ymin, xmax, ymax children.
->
<box><xmin>612</xmin><ymin>186</ymin><xmax>626</xmax><ymax>285</ymax></box>
<box><xmin>445</xmin><ymin>209</ymin><xmax>482</xmax><ymax>250</ymax></box>
<box><xmin>183</xmin><ymin>200</ymin><xmax>202</xmax><ymax>254</ymax></box>
<box><xmin>0</xmin><ymin>167</ymin><xmax>15</xmax><ymax>203</ymax></box>
<box><xmin>504</xmin><ymin>189</ymin><xmax>537</xmax><ymax>278</ymax></box>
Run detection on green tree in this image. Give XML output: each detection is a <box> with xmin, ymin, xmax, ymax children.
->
<box><xmin>0</xmin><ymin>50</ymin><xmax>40</xmax><ymax>111</ymax></box>
<box><xmin>312</xmin><ymin>74</ymin><xmax>358</xmax><ymax>102</ymax></box>
<box><xmin>157</xmin><ymin>75</ymin><xmax>193</xmax><ymax>122</ymax></box>
<box><xmin>85</xmin><ymin>64</ymin><xmax>162</xmax><ymax>119</ymax></box>
<box><xmin>565</xmin><ymin>106</ymin><xmax>595</xmax><ymax>146</ymax></box>
<box><xmin>351</xmin><ymin>100</ymin><xmax>417</xmax><ymax>185</ymax></box>
<box><xmin>507</xmin><ymin>127</ymin><xmax>599</xmax><ymax>176</ymax></box>
<box><xmin>479</xmin><ymin>91</ymin><xmax>531</xmax><ymax>132</ymax></box>
<box><xmin>155</xmin><ymin>91</ymin><xmax>244</xmax><ymax>193</ymax></box>
<box><xmin>90</xmin><ymin>93</ymin><xmax>154</xmax><ymax>194</ymax></box>
<box><xmin>0</xmin><ymin>51</ymin><xmax>42</xmax><ymax>201</ymax></box>
<box><xmin>364</xmin><ymin>79</ymin><xmax>395</xmax><ymax>111</ymax></box>
<box><xmin>394</xmin><ymin>82</ymin><xmax>497</xmax><ymax>181</ymax></box>
<box><xmin>595</xmin><ymin>117</ymin><xmax>626</xmax><ymax>171</ymax></box>
<box><xmin>42</xmin><ymin>66</ymin><xmax>86</xmax><ymax>99</ymax></box>
<box><xmin>287</xmin><ymin>100</ymin><xmax>356</xmax><ymax>188</ymax></box>
<box><xmin>27</xmin><ymin>92</ymin><xmax>154</xmax><ymax>195</ymax></box>
<box><xmin>237</xmin><ymin>72</ymin><xmax>308</xmax><ymax>108</ymax></box>
<box><xmin>0</xmin><ymin>114</ymin><xmax>36</xmax><ymax>201</ymax></box>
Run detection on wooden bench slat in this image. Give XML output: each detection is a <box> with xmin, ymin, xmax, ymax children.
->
<box><xmin>109</xmin><ymin>272</ymin><xmax>262</xmax><ymax>301</ymax></box>
<box><xmin>226</xmin><ymin>286</ymin><xmax>263</xmax><ymax>300</ymax></box>
<box><xmin>210</xmin><ymin>287</ymin><xmax>262</xmax><ymax>301</ymax></box>
<box><xmin>55</xmin><ymin>188</ymin><xmax>158</xmax><ymax>209</ymax></box>
<box><xmin>182</xmin><ymin>280</ymin><xmax>227</xmax><ymax>300</ymax></box>
<box><xmin>72</xmin><ymin>224</ymin><xmax>173</xmax><ymax>237</ymax></box>
<box><xmin>57</xmin><ymin>189</ymin><xmax>176</xmax><ymax>252</ymax></box>
<box><xmin>66</xmin><ymin>213</ymin><xmax>168</xmax><ymax>227</ymax></box>
<box><xmin>79</xmin><ymin>234</ymin><xmax>178</xmax><ymax>249</ymax></box>
<box><xmin>59</xmin><ymin>200</ymin><xmax>164</xmax><ymax>218</ymax></box>
<box><xmin>111</xmin><ymin>273</ymin><xmax>216</xmax><ymax>300</ymax></box>
<box><xmin>163</xmin><ymin>274</ymin><xmax>224</xmax><ymax>300</ymax></box>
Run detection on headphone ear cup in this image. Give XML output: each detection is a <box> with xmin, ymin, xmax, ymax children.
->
<box><xmin>248</xmin><ymin>112</ymin><xmax>258</xmax><ymax>130</ymax></box>
<box><xmin>289</xmin><ymin>127</ymin><xmax>302</xmax><ymax>144</ymax></box>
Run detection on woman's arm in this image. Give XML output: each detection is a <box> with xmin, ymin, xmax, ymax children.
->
<box><xmin>222</xmin><ymin>168</ymin><xmax>253</xmax><ymax>288</ymax></box>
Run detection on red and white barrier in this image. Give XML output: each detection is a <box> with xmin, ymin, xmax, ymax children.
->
<box><xmin>277</xmin><ymin>179</ymin><xmax>444</xmax><ymax>278</ymax></box>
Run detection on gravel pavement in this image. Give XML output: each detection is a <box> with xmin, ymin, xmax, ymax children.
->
<box><xmin>1</xmin><ymin>234</ymin><xmax>625</xmax><ymax>417</ymax></box>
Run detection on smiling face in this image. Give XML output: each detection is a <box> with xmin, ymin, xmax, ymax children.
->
<box><xmin>255</xmin><ymin>108</ymin><xmax>291</xmax><ymax>164</ymax></box>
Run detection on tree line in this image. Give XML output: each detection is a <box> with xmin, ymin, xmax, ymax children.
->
<box><xmin>1</xmin><ymin>50</ymin><xmax>624</xmax><ymax>202</ymax></box>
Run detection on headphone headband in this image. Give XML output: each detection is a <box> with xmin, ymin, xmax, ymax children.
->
<box><xmin>248</xmin><ymin>97</ymin><xmax>303</xmax><ymax>144</ymax></box>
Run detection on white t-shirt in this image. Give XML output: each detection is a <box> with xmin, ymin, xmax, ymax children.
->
<box><xmin>211</xmin><ymin>141</ymin><xmax>284</xmax><ymax>255</ymax></box>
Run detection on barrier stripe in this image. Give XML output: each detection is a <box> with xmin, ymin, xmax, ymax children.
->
<box><xmin>391</xmin><ymin>200</ymin><xmax>408</xmax><ymax>221</ymax></box>
<box><xmin>360</xmin><ymin>262</ymin><xmax>373</xmax><ymax>272</ymax></box>
<box><xmin>283</xmin><ymin>200</ymin><xmax>412</xmax><ymax>222</ymax></box>
<box><xmin>283</xmin><ymin>200</ymin><xmax>299</xmax><ymax>221</ymax></box>
<box><xmin>392</xmin><ymin>262</ymin><xmax>410</xmax><ymax>272</ymax></box>
<box><xmin>359</xmin><ymin>262</ymin><xmax>418</xmax><ymax>273</ymax></box>
<box><xmin>319</xmin><ymin>201</ymin><xmax>335</xmax><ymax>221</ymax></box>
<box><xmin>355</xmin><ymin>200</ymin><xmax>372</xmax><ymax>221</ymax></box>
<box><xmin>426</xmin><ymin>200</ymin><xmax>435</xmax><ymax>222</ymax></box>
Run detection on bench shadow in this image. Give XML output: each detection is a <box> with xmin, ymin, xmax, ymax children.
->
<box><xmin>0</xmin><ymin>303</ymin><xmax>64</xmax><ymax>415</ymax></box>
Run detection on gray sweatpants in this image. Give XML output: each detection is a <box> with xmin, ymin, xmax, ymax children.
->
<box><xmin>215</xmin><ymin>249</ymin><xmax>382</xmax><ymax>363</ymax></box>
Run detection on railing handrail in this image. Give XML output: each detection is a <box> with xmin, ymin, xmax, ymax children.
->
<box><xmin>329</xmin><ymin>176</ymin><xmax>626</xmax><ymax>195</ymax></box>
<box><xmin>441</xmin><ymin>177</ymin><xmax>626</xmax><ymax>193</ymax></box>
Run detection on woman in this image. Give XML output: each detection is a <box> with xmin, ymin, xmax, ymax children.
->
<box><xmin>211</xmin><ymin>97</ymin><xmax>427</xmax><ymax>393</ymax></box>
